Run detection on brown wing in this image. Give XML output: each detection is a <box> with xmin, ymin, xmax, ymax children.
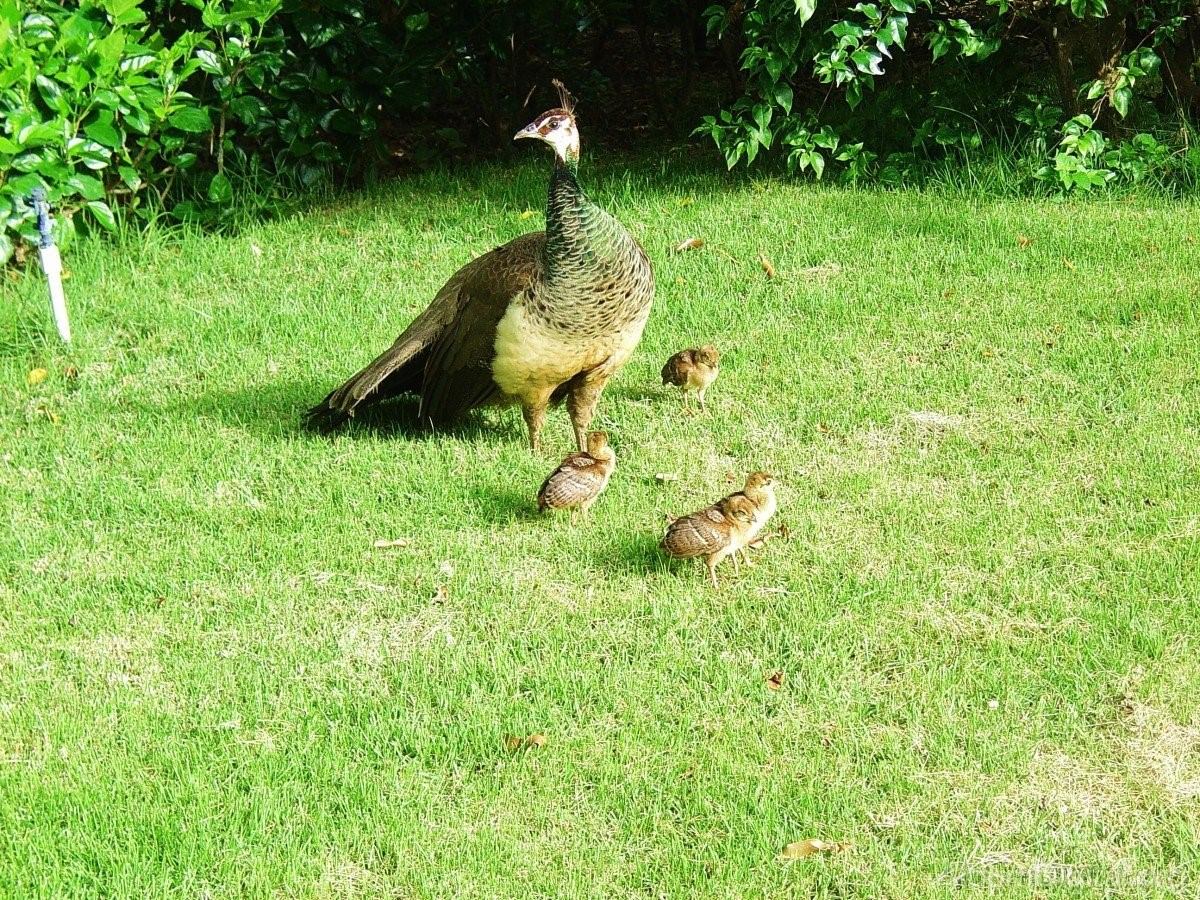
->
<box><xmin>537</xmin><ymin>453</ymin><xmax>607</xmax><ymax>510</ymax></box>
<box><xmin>309</xmin><ymin>232</ymin><xmax>544</xmax><ymax>426</ymax></box>
<box><xmin>660</xmin><ymin>505</ymin><xmax>732</xmax><ymax>558</ymax></box>
<box><xmin>661</xmin><ymin>350</ymin><xmax>694</xmax><ymax>387</ymax></box>
<box><xmin>419</xmin><ymin>232</ymin><xmax>545</xmax><ymax>422</ymax></box>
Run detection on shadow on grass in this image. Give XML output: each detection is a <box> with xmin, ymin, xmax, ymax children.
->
<box><xmin>159</xmin><ymin>377</ymin><xmax>532</xmax><ymax>446</ymax></box>
<box><xmin>586</xmin><ymin>530</ymin><xmax>664</xmax><ymax>577</ymax></box>
<box><xmin>463</xmin><ymin>480</ymin><xmax>541</xmax><ymax>525</ymax></box>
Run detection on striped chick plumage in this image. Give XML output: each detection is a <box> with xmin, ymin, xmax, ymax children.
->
<box><xmin>661</xmin><ymin>494</ymin><xmax>757</xmax><ymax>587</ymax></box>
<box><xmin>537</xmin><ymin>431</ymin><xmax>615</xmax><ymax>519</ymax></box>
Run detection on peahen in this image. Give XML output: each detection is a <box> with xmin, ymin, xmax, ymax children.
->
<box><xmin>306</xmin><ymin>81</ymin><xmax>655</xmax><ymax>451</ymax></box>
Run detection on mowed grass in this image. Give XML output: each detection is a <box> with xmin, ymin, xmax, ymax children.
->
<box><xmin>2</xmin><ymin>153</ymin><xmax>1199</xmax><ymax>898</ymax></box>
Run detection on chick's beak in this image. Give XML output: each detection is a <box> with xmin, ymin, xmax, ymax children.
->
<box><xmin>514</xmin><ymin>123</ymin><xmax>539</xmax><ymax>142</ymax></box>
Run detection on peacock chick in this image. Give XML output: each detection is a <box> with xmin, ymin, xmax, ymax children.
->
<box><xmin>660</xmin><ymin>494</ymin><xmax>757</xmax><ymax>587</ymax></box>
<box><xmin>661</xmin><ymin>345</ymin><xmax>720</xmax><ymax>410</ymax></box>
<box><xmin>537</xmin><ymin>431</ymin><xmax>616</xmax><ymax>521</ymax></box>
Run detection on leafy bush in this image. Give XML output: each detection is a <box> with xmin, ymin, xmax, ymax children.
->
<box><xmin>0</xmin><ymin>0</ymin><xmax>286</xmax><ymax>260</ymax></box>
<box><xmin>697</xmin><ymin>0</ymin><xmax>1200</xmax><ymax>190</ymax></box>
<box><xmin>0</xmin><ymin>0</ymin><xmax>445</xmax><ymax>261</ymax></box>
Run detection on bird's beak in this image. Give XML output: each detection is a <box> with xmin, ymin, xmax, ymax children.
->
<box><xmin>514</xmin><ymin>123</ymin><xmax>539</xmax><ymax>142</ymax></box>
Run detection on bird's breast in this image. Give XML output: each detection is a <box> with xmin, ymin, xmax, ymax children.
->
<box><xmin>491</xmin><ymin>273</ymin><xmax>653</xmax><ymax>402</ymax></box>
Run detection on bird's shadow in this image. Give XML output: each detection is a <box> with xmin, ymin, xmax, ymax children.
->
<box><xmin>585</xmin><ymin>530</ymin><xmax>664</xmax><ymax>576</ymax></box>
<box><xmin>157</xmin><ymin>377</ymin><xmax>520</xmax><ymax>444</ymax></box>
<box><xmin>462</xmin><ymin>482</ymin><xmax>543</xmax><ymax>525</ymax></box>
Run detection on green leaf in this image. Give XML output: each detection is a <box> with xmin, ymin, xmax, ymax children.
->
<box><xmin>95</xmin><ymin>30</ymin><xmax>126</xmax><ymax>67</ymax></box>
<box><xmin>117</xmin><ymin>165</ymin><xmax>142</xmax><ymax>189</ymax></box>
<box><xmin>773</xmin><ymin>83</ymin><xmax>794</xmax><ymax>115</ymax></box>
<box><xmin>794</xmin><ymin>0</ymin><xmax>817</xmax><ymax>25</ymax></box>
<box><xmin>928</xmin><ymin>31</ymin><xmax>950</xmax><ymax>62</ymax></box>
<box><xmin>1111</xmin><ymin>87</ymin><xmax>1131</xmax><ymax>118</ymax></box>
<box><xmin>405</xmin><ymin>12</ymin><xmax>429</xmax><ymax>31</ymax></box>
<box><xmin>66</xmin><ymin>173</ymin><xmax>105</xmax><ymax>201</ymax></box>
<box><xmin>169</xmin><ymin>107</ymin><xmax>212</xmax><ymax>133</ymax></box>
<box><xmin>0</xmin><ymin>233</ymin><xmax>12</xmax><ymax>266</ymax></box>
<box><xmin>207</xmin><ymin>172</ymin><xmax>233</xmax><ymax>203</ymax></box>
<box><xmin>84</xmin><ymin>120</ymin><xmax>123</xmax><ymax>149</ymax></box>
<box><xmin>882</xmin><ymin>15</ymin><xmax>907</xmax><ymax>48</ymax></box>
<box><xmin>809</xmin><ymin>150</ymin><xmax>825</xmax><ymax>179</ymax></box>
<box><xmin>86</xmin><ymin>200</ymin><xmax>117</xmax><ymax>231</ymax></box>
<box><xmin>35</xmin><ymin>75</ymin><xmax>67</xmax><ymax>113</ymax></box>
<box><xmin>195</xmin><ymin>48</ymin><xmax>223</xmax><ymax>75</ymax></box>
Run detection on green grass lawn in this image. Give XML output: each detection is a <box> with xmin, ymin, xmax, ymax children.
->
<box><xmin>2</xmin><ymin>154</ymin><xmax>1199</xmax><ymax>898</ymax></box>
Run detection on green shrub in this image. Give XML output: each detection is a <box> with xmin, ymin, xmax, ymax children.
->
<box><xmin>697</xmin><ymin>0</ymin><xmax>1200</xmax><ymax>191</ymax></box>
<box><xmin>0</xmin><ymin>0</ymin><xmax>445</xmax><ymax>260</ymax></box>
<box><xmin>0</xmin><ymin>0</ymin><xmax>281</xmax><ymax>260</ymax></box>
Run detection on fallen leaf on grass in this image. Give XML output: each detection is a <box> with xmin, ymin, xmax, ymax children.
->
<box><xmin>432</xmin><ymin>585</ymin><xmax>450</xmax><ymax>603</ymax></box>
<box><xmin>672</xmin><ymin>237</ymin><xmax>705</xmax><ymax>253</ymax></box>
<box><xmin>372</xmin><ymin>538</ymin><xmax>410</xmax><ymax>549</ymax></box>
<box><xmin>518</xmin><ymin>209</ymin><xmax>537</xmax><ymax>220</ymax></box>
<box><xmin>654</xmin><ymin>472</ymin><xmax>679</xmax><ymax>483</ymax></box>
<box><xmin>759</xmin><ymin>253</ymin><xmax>776</xmax><ymax>279</ymax></box>
<box><xmin>64</xmin><ymin>365</ymin><xmax>79</xmax><ymax>381</ymax></box>
<box><xmin>765</xmin><ymin>671</ymin><xmax>785</xmax><ymax>691</ymax></box>
<box><xmin>777</xmin><ymin>523</ymin><xmax>791</xmax><ymax>541</ymax></box>
<box><xmin>779</xmin><ymin>839</ymin><xmax>846</xmax><ymax>860</ymax></box>
<box><xmin>504</xmin><ymin>733</ymin><xmax>546</xmax><ymax>751</ymax></box>
<box><xmin>27</xmin><ymin>368</ymin><xmax>48</xmax><ymax>387</ymax></box>
<box><xmin>1062</xmin><ymin>257</ymin><xmax>1076</xmax><ymax>271</ymax></box>
<box><xmin>1017</xmin><ymin>235</ymin><xmax>1032</xmax><ymax>248</ymax></box>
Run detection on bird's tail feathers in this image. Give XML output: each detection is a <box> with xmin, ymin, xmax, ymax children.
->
<box><xmin>305</xmin><ymin>334</ymin><xmax>429</xmax><ymax>427</ymax></box>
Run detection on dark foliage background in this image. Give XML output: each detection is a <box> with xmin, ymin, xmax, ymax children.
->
<box><xmin>2</xmin><ymin>0</ymin><xmax>1197</xmax><ymax>259</ymax></box>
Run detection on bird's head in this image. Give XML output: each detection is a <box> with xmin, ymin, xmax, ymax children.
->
<box><xmin>585</xmin><ymin>430</ymin><xmax>610</xmax><ymax>457</ymax></box>
<box><xmin>696</xmin><ymin>345</ymin><xmax>720</xmax><ymax>367</ymax></box>
<box><xmin>745</xmin><ymin>471</ymin><xmax>776</xmax><ymax>493</ymax></box>
<box><xmin>722</xmin><ymin>495</ymin><xmax>756</xmax><ymax>526</ymax></box>
<box><xmin>514</xmin><ymin>80</ymin><xmax>579</xmax><ymax>164</ymax></box>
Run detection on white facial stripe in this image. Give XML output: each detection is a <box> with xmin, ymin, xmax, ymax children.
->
<box><xmin>544</xmin><ymin>120</ymin><xmax>579</xmax><ymax>160</ymax></box>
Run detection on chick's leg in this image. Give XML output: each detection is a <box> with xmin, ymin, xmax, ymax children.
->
<box><xmin>705</xmin><ymin>554</ymin><xmax>719</xmax><ymax>588</ymax></box>
<box><xmin>567</xmin><ymin>374</ymin><xmax>608</xmax><ymax>452</ymax></box>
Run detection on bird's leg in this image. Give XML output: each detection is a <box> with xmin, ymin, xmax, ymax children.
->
<box><xmin>698</xmin><ymin>386</ymin><xmax>708</xmax><ymax>412</ymax></box>
<box><xmin>706</xmin><ymin>556</ymin><xmax>719</xmax><ymax>588</ymax></box>
<box><xmin>731</xmin><ymin>553</ymin><xmax>740</xmax><ymax>577</ymax></box>
<box><xmin>522</xmin><ymin>399</ymin><xmax>549</xmax><ymax>452</ymax></box>
<box><xmin>567</xmin><ymin>375</ymin><xmax>607</xmax><ymax>452</ymax></box>
<box><xmin>570</xmin><ymin>507</ymin><xmax>580</xmax><ymax>525</ymax></box>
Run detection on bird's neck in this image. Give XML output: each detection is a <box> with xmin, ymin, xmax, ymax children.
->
<box><xmin>544</xmin><ymin>155</ymin><xmax>621</xmax><ymax>282</ymax></box>
<box><xmin>745</xmin><ymin>486</ymin><xmax>774</xmax><ymax>510</ymax></box>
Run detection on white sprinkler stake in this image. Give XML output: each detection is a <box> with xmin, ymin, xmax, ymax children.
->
<box><xmin>31</xmin><ymin>188</ymin><xmax>71</xmax><ymax>343</ymax></box>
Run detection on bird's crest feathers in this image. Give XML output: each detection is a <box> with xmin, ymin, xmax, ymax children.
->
<box><xmin>552</xmin><ymin>79</ymin><xmax>577</xmax><ymax>115</ymax></box>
